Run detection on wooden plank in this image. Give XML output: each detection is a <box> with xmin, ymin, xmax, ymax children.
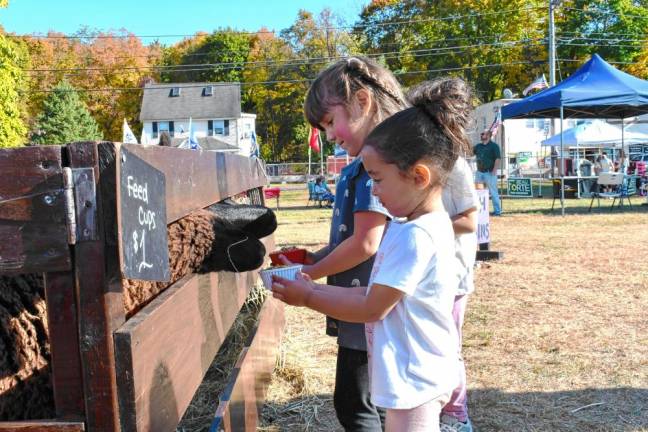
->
<box><xmin>210</xmin><ymin>297</ymin><xmax>285</xmax><ymax>432</ymax></box>
<box><xmin>114</xmin><ymin>262</ymin><xmax>267</xmax><ymax>432</ymax></box>
<box><xmin>119</xmin><ymin>144</ymin><xmax>268</xmax><ymax>223</ymax></box>
<box><xmin>43</xmin><ymin>272</ymin><xmax>85</xmax><ymax>419</ymax></box>
<box><xmin>0</xmin><ymin>146</ymin><xmax>70</xmax><ymax>274</ymax></box>
<box><xmin>68</xmin><ymin>142</ymin><xmax>125</xmax><ymax>432</ymax></box>
<box><xmin>0</xmin><ymin>421</ymin><xmax>84</xmax><ymax>432</ymax></box>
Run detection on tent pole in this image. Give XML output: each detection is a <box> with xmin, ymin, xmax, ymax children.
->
<box><xmin>621</xmin><ymin>117</ymin><xmax>625</xmax><ymax>172</ymax></box>
<box><xmin>560</xmin><ymin>106</ymin><xmax>565</xmax><ymax>216</ymax></box>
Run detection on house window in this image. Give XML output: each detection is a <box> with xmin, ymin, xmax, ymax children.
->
<box><xmin>208</xmin><ymin>120</ymin><xmax>229</xmax><ymax>136</ymax></box>
<box><xmin>152</xmin><ymin>121</ymin><xmax>174</xmax><ymax>139</ymax></box>
<box><xmin>169</xmin><ymin>87</ymin><xmax>181</xmax><ymax>97</ymax></box>
<box><xmin>203</xmin><ymin>86</ymin><xmax>213</xmax><ymax>96</ymax></box>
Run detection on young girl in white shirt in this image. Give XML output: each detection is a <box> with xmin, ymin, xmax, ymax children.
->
<box><xmin>272</xmin><ymin>77</ymin><xmax>473</xmax><ymax>432</ymax></box>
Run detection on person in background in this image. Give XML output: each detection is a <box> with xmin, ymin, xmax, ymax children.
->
<box><xmin>598</xmin><ymin>151</ymin><xmax>613</xmax><ymax>173</ymax></box>
<box><xmin>617</xmin><ymin>149</ymin><xmax>629</xmax><ymax>175</ymax></box>
<box><xmin>473</xmin><ymin>130</ymin><xmax>502</xmax><ymax>216</ymax></box>
<box><xmin>315</xmin><ymin>176</ymin><xmax>335</xmax><ymax>207</ymax></box>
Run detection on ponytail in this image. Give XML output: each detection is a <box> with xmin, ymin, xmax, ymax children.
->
<box><xmin>364</xmin><ymin>77</ymin><xmax>474</xmax><ymax>185</ymax></box>
<box><xmin>406</xmin><ymin>78</ymin><xmax>474</xmax><ymax>157</ymax></box>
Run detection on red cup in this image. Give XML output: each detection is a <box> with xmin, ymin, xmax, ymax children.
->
<box><xmin>269</xmin><ymin>248</ymin><xmax>307</xmax><ymax>265</ymax></box>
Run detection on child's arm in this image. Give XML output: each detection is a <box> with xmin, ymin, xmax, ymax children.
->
<box><xmin>451</xmin><ymin>207</ymin><xmax>477</xmax><ymax>234</ymax></box>
<box><xmin>273</xmin><ymin>276</ymin><xmax>402</xmax><ymax>323</ymax></box>
<box><xmin>302</xmin><ymin>211</ymin><xmax>386</xmax><ymax>280</ymax></box>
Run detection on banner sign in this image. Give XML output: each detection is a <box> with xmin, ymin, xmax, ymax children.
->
<box><xmin>477</xmin><ymin>189</ymin><xmax>490</xmax><ymax>245</ymax></box>
<box><xmin>507</xmin><ymin>177</ymin><xmax>533</xmax><ymax>197</ymax></box>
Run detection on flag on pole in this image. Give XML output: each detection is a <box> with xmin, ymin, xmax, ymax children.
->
<box><xmin>188</xmin><ymin>118</ymin><xmax>200</xmax><ymax>150</ymax></box>
<box><xmin>522</xmin><ymin>74</ymin><xmax>549</xmax><ymax>96</ymax></box>
<box><xmin>180</xmin><ymin>118</ymin><xmax>202</xmax><ymax>150</ymax></box>
<box><xmin>308</xmin><ymin>127</ymin><xmax>320</xmax><ymax>153</ymax></box>
<box><xmin>488</xmin><ymin>109</ymin><xmax>502</xmax><ymax>137</ymax></box>
<box><xmin>140</xmin><ymin>129</ymin><xmax>148</xmax><ymax>145</ymax></box>
<box><xmin>123</xmin><ymin>119</ymin><xmax>138</xmax><ymax>144</ymax></box>
<box><xmin>250</xmin><ymin>130</ymin><xmax>259</xmax><ymax>157</ymax></box>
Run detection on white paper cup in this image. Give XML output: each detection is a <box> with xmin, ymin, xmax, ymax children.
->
<box><xmin>259</xmin><ymin>265</ymin><xmax>303</xmax><ymax>290</ymax></box>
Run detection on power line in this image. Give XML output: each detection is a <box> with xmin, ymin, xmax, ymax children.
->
<box><xmin>24</xmin><ymin>39</ymin><xmax>545</xmax><ymax>74</ymax></box>
<box><xmin>55</xmin><ymin>44</ymin><xmax>546</xmax><ymax>77</ymax></box>
<box><xmin>562</xmin><ymin>7</ymin><xmax>648</xmax><ymax>20</ymax></box>
<box><xmin>24</xmin><ymin>61</ymin><xmax>541</xmax><ymax>93</ymax></box>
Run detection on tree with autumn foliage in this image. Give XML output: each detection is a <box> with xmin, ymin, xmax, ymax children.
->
<box><xmin>244</xmin><ymin>9</ymin><xmax>359</xmax><ymax>162</ymax></box>
<box><xmin>23</xmin><ymin>28</ymin><xmax>162</xmax><ymax>141</ymax></box>
<box><xmin>357</xmin><ymin>0</ymin><xmax>548</xmax><ymax>102</ymax></box>
<box><xmin>555</xmin><ymin>0</ymin><xmax>648</xmax><ymax>76</ymax></box>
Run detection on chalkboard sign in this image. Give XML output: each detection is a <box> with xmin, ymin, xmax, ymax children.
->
<box><xmin>120</xmin><ymin>147</ymin><xmax>170</xmax><ymax>281</ymax></box>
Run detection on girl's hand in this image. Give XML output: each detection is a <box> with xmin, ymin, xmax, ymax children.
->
<box><xmin>272</xmin><ymin>273</ymin><xmax>314</xmax><ymax>307</ymax></box>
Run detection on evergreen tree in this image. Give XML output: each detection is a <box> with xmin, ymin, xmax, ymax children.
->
<box><xmin>0</xmin><ymin>34</ymin><xmax>28</xmax><ymax>148</ymax></box>
<box><xmin>32</xmin><ymin>80</ymin><xmax>102</xmax><ymax>145</ymax></box>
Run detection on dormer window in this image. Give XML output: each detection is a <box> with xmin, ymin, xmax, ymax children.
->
<box><xmin>203</xmin><ymin>86</ymin><xmax>213</xmax><ymax>96</ymax></box>
<box><xmin>169</xmin><ymin>87</ymin><xmax>181</xmax><ymax>97</ymax></box>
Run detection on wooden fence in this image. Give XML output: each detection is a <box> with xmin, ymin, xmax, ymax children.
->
<box><xmin>0</xmin><ymin>142</ymin><xmax>283</xmax><ymax>432</ymax></box>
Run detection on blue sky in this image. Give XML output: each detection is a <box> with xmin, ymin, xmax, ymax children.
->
<box><xmin>0</xmin><ymin>0</ymin><xmax>368</xmax><ymax>44</ymax></box>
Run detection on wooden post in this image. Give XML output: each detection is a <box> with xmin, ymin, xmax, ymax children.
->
<box><xmin>67</xmin><ymin>142</ymin><xmax>125</xmax><ymax>432</ymax></box>
<box><xmin>43</xmin><ymin>271</ymin><xmax>85</xmax><ymax>420</ymax></box>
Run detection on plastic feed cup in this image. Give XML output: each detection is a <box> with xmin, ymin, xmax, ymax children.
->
<box><xmin>269</xmin><ymin>248</ymin><xmax>307</xmax><ymax>265</ymax></box>
<box><xmin>259</xmin><ymin>265</ymin><xmax>303</xmax><ymax>291</ymax></box>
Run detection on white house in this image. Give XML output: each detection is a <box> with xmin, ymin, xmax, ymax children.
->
<box><xmin>139</xmin><ymin>82</ymin><xmax>257</xmax><ymax>155</ymax></box>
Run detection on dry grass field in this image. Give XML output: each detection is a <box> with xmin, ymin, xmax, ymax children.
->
<box><xmin>259</xmin><ymin>187</ymin><xmax>648</xmax><ymax>432</ymax></box>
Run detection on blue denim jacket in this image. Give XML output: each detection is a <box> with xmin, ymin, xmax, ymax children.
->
<box><xmin>325</xmin><ymin>158</ymin><xmax>390</xmax><ymax>351</ymax></box>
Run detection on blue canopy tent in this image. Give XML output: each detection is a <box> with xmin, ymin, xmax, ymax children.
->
<box><xmin>502</xmin><ymin>54</ymin><xmax>648</xmax><ymax>214</ymax></box>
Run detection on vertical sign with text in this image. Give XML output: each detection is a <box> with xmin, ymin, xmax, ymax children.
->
<box><xmin>477</xmin><ymin>189</ymin><xmax>490</xmax><ymax>245</ymax></box>
<box><xmin>120</xmin><ymin>147</ymin><xmax>170</xmax><ymax>281</ymax></box>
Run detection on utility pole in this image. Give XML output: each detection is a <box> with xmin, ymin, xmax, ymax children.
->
<box><xmin>548</xmin><ymin>0</ymin><xmax>559</xmax><ymax>178</ymax></box>
<box><xmin>548</xmin><ymin>0</ymin><xmax>557</xmax><ymax>86</ymax></box>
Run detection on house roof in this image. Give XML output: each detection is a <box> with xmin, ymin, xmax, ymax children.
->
<box><xmin>140</xmin><ymin>83</ymin><xmax>242</xmax><ymax>121</ymax></box>
<box><xmin>170</xmin><ymin>136</ymin><xmax>240</xmax><ymax>152</ymax></box>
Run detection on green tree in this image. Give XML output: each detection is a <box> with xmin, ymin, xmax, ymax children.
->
<box><xmin>32</xmin><ymin>80</ymin><xmax>102</xmax><ymax>145</ymax></box>
<box><xmin>161</xmin><ymin>29</ymin><xmax>252</xmax><ymax>84</ymax></box>
<box><xmin>0</xmin><ymin>33</ymin><xmax>28</xmax><ymax>148</ymax></box>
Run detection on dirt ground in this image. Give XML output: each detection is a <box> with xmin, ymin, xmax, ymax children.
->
<box><xmin>260</xmin><ymin>193</ymin><xmax>648</xmax><ymax>432</ymax></box>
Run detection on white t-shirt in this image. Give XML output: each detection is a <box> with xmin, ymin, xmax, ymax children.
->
<box><xmin>442</xmin><ymin>157</ymin><xmax>478</xmax><ymax>295</ymax></box>
<box><xmin>366</xmin><ymin>211</ymin><xmax>460</xmax><ymax>409</ymax></box>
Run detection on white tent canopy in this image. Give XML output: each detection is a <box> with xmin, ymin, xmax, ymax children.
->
<box><xmin>541</xmin><ymin>120</ymin><xmax>648</xmax><ymax>147</ymax></box>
